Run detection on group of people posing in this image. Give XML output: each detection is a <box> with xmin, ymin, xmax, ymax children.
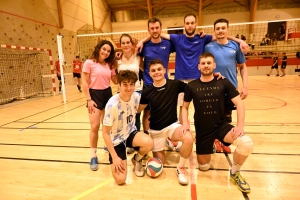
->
<box><xmin>81</xmin><ymin>14</ymin><xmax>254</xmax><ymax>194</ymax></box>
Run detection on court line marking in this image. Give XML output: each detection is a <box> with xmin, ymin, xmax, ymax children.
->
<box><xmin>2</xmin><ymin>143</ymin><xmax>300</xmax><ymax>157</ymax></box>
<box><xmin>9</xmin><ymin>121</ymin><xmax>90</xmax><ymax>123</ymax></box>
<box><xmin>249</xmin><ymin>77</ymin><xmax>300</xmax><ymax>89</ymax></box>
<box><xmin>18</xmin><ymin>104</ymin><xmax>86</xmax><ymax>130</ymax></box>
<box><xmin>224</xmin><ymin>153</ymin><xmax>250</xmax><ymax>200</ymax></box>
<box><xmin>1</xmin><ymin>156</ymin><xmax>300</xmax><ymax>175</ymax></box>
<box><xmin>9</xmin><ymin>121</ymin><xmax>300</xmax><ymax>125</ymax></box>
<box><xmin>0</xmin><ymin>97</ymin><xmax>85</xmax><ymax>127</ymax></box>
<box><xmin>189</xmin><ymin>151</ymin><xmax>197</xmax><ymax>200</ymax></box>
<box><xmin>70</xmin><ymin>178</ymin><xmax>113</xmax><ymax>200</ymax></box>
<box><xmin>0</xmin><ymin>127</ymin><xmax>91</xmax><ymax>130</ymax></box>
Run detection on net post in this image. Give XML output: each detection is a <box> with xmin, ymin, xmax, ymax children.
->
<box><xmin>57</xmin><ymin>35</ymin><xmax>67</xmax><ymax>104</ymax></box>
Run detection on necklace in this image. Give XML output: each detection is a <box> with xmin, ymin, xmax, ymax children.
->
<box><xmin>124</xmin><ymin>54</ymin><xmax>132</xmax><ymax>60</ymax></box>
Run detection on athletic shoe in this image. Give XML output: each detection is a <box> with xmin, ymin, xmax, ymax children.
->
<box><xmin>131</xmin><ymin>154</ymin><xmax>145</xmax><ymax>177</ymax></box>
<box><xmin>176</xmin><ymin>167</ymin><xmax>189</xmax><ymax>185</ymax></box>
<box><xmin>166</xmin><ymin>137</ymin><xmax>175</xmax><ymax>150</ymax></box>
<box><xmin>214</xmin><ymin>139</ymin><xmax>222</xmax><ymax>153</ymax></box>
<box><xmin>276</xmin><ymin>74</ymin><xmax>279</xmax><ymax>76</ymax></box>
<box><xmin>280</xmin><ymin>74</ymin><xmax>285</xmax><ymax>77</ymax></box>
<box><xmin>221</xmin><ymin>144</ymin><xmax>231</xmax><ymax>153</ymax></box>
<box><xmin>230</xmin><ymin>170</ymin><xmax>251</xmax><ymax>193</ymax></box>
<box><xmin>213</xmin><ymin>143</ymin><xmax>216</xmax><ymax>153</ymax></box>
<box><xmin>175</xmin><ymin>141</ymin><xmax>182</xmax><ymax>152</ymax></box>
<box><xmin>266</xmin><ymin>74</ymin><xmax>270</xmax><ymax>76</ymax></box>
<box><xmin>79</xmin><ymin>89</ymin><xmax>82</xmax><ymax>92</ymax></box>
<box><xmin>90</xmin><ymin>157</ymin><xmax>99</xmax><ymax>171</ymax></box>
<box><xmin>126</xmin><ymin>147</ymin><xmax>135</xmax><ymax>154</ymax></box>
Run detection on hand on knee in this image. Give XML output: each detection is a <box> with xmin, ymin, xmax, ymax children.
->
<box><xmin>182</xmin><ymin>133</ymin><xmax>193</xmax><ymax>145</ymax></box>
<box><xmin>233</xmin><ymin>135</ymin><xmax>254</xmax><ymax>156</ymax></box>
<box><xmin>199</xmin><ymin>163</ymin><xmax>210</xmax><ymax>171</ymax></box>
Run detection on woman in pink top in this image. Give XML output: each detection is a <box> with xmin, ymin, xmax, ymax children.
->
<box><xmin>82</xmin><ymin>40</ymin><xmax>118</xmax><ymax>171</ymax></box>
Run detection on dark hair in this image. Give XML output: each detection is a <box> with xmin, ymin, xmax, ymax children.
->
<box><xmin>90</xmin><ymin>40</ymin><xmax>115</xmax><ymax>68</ymax></box>
<box><xmin>148</xmin><ymin>17</ymin><xmax>162</xmax><ymax>28</ymax></box>
<box><xmin>214</xmin><ymin>18</ymin><xmax>229</xmax><ymax>28</ymax></box>
<box><xmin>148</xmin><ymin>59</ymin><xmax>164</xmax><ymax>69</ymax></box>
<box><xmin>199</xmin><ymin>52</ymin><xmax>215</xmax><ymax>62</ymax></box>
<box><xmin>119</xmin><ymin>33</ymin><xmax>134</xmax><ymax>45</ymax></box>
<box><xmin>117</xmin><ymin>70</ymin><xmax>138</xmax><ymax>84</ymax></box>
<box><xmin>184</xmin><ymin>14</ymin><xmax>196</xmax><ymax>23</ymax></box>
<box><xmin>76</xmin><ymin>56</ymin><xmax>79</xmax><ymax>58</ymax></box>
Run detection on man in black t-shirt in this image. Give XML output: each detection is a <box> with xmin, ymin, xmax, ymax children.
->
<box><xmin>181</xmin><ymin>52</ymin><xmax>254</xmax><ymax>193</ymax></box>
<box><xmin>267</xmin><ymin>53</ymin><xmax>279</xmax><ymax>76</ymax></box>
<box><xmin>280</xmin><ymin>52</ymin><xmax>287</xmax><ymax>77</ymax></box>
<box><xmin>138</xmin><ymin>59</ymin><xmax>193</xmax><ymax>186</ymax></box>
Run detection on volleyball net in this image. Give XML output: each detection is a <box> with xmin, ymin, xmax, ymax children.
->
<box><xmin>77</xmin><ymin>19</ymin><xmax>300</xmax><ymax>59</ymax></box>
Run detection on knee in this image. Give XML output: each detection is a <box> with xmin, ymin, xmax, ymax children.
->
<box><xmin>233</xmin><ymin>135</ymin><xmax>254</xmax><ymax>156</ymax></box>
<box><xmin>143</xmin><ymin>135</ymin><xmax>153</xmax><ymax>150</ymax></box>
<box><xmin>199</xmin><ymin>163</ymin><xmax>210</xmax><ymax>171</ymax></box>
<box><xmin>90</xmin><ymin>125</ymin><xmax>100</xmax><ymax>133</ymax></box>
<box><xmin>182</xmin><ymin>132</ymin><xmax>193</xmax><ymax>145</ymax></box>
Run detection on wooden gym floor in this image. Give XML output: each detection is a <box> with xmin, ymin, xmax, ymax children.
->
<box><xmin>0</xmin><ymin>75</ymin><xmax>299</xmax><ymax>200</ymax></box>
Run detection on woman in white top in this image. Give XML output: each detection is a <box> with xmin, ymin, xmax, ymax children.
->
<box><xmin>117</xmin><ymin>34</ymin><xmax>143</xmax><ymax>131</ymax></box>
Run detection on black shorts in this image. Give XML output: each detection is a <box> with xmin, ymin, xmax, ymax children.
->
<box><xmin>281</xmin><ymin>64</ymin><xmax>286</xmax><ymax>69</ymax></box>
<box><xmin>88</xmin><ymin>87</ymin><xmax>112</xmax><ymax>110</ymax></box>
<box><xmin>73</xmin><ymin>73</ymin><xmax>81</xmax><ymax>78</ymax></box>
<box><xmin>195</xmin><ymin>123</ymin><xmax>234</xmax><ymax>154</ymax></box>
<box><xmin>142</xmin><ymin>84</ymin><xmax>151</xmax><ymax>110</ymax></box>
<box><xmin>108</xmin><ymin>130</ymin><xmax>140</xmax><ymax>164</ymax></box>
<box><xmin>271</xmin><ymin>65</ymin><xmax>278</xmax><ymax>69</ymax></box>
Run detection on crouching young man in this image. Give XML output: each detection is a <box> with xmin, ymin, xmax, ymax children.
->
<box><xmin>181</xmin><ymin>52</ymin><xmax>254</xmax><ymax>193</ymax></box>
<box><xmin>103</xmin><ymin>70</ymin><xmax>153</xmax><ymax>185</ymax></box>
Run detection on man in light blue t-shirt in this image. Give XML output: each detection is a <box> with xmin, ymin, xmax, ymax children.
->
<box><xmin>205</xmin><ymin>18</ymin><xmax>248</xmax><ymax>153</ymax></box>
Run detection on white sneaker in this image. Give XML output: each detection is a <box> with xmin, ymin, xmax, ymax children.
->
<box><xmin>127</xmin><ymin>147</ymin><xmax>135</xmax><ymax>154</ymax></box>
<box><xmin>131</xmin><ymin>154</ymin><xmax>145</xmax><ymax>177</ymax></box>
<box><xmin>175</xmin><ymin>141</ymin><xmax>182</xmax><ymax>152</ymax></box>
<box><xmin>176</xmin><ymin>167</ymin><xmax>189</xmax><ymax>185</ymax></box>
<box><xmin>166</xmin><ymin>137</ymin><xmax>174</xmax><ymax>150</ymax></box>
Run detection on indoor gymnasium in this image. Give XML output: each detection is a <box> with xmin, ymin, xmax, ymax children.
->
<box><xmin>0</xmin><ymin>0</ymin><xmax>300</xmax><ymax>199</ymax></box>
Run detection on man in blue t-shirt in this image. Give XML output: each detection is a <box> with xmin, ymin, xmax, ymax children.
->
<box><xmin>205</xmin><ymin>18</ymin><xmax>248</xmax><ymax>153</ymax></box>
<box><xmin>138</xmin><ymin>17</ymin><xmax>175</xmax><ymax>136</ymax></box>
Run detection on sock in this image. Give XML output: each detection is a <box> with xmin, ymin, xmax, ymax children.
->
<box><xmin>231</xmin><ymin>161</ymin><xmax>242</xmax><ymax>174</ymax></box>
<box><xmin>91</xmin><ymin>148</ymin><xmax>97</xmax><ymax>158</ymax></box>
<box><xmin>78</xmin><ymin>85</ymin><xmax>81</xmax><ymax>90</ymax></box>
<box><xmin>135</xmin><ymin>153</ymin><xmax>143</xmax><ymax>161</ymax></box>
<box><xmin>177</xmin><ymin>157</ymin><xmax>187</xmax><ymax>168</ymax></box>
